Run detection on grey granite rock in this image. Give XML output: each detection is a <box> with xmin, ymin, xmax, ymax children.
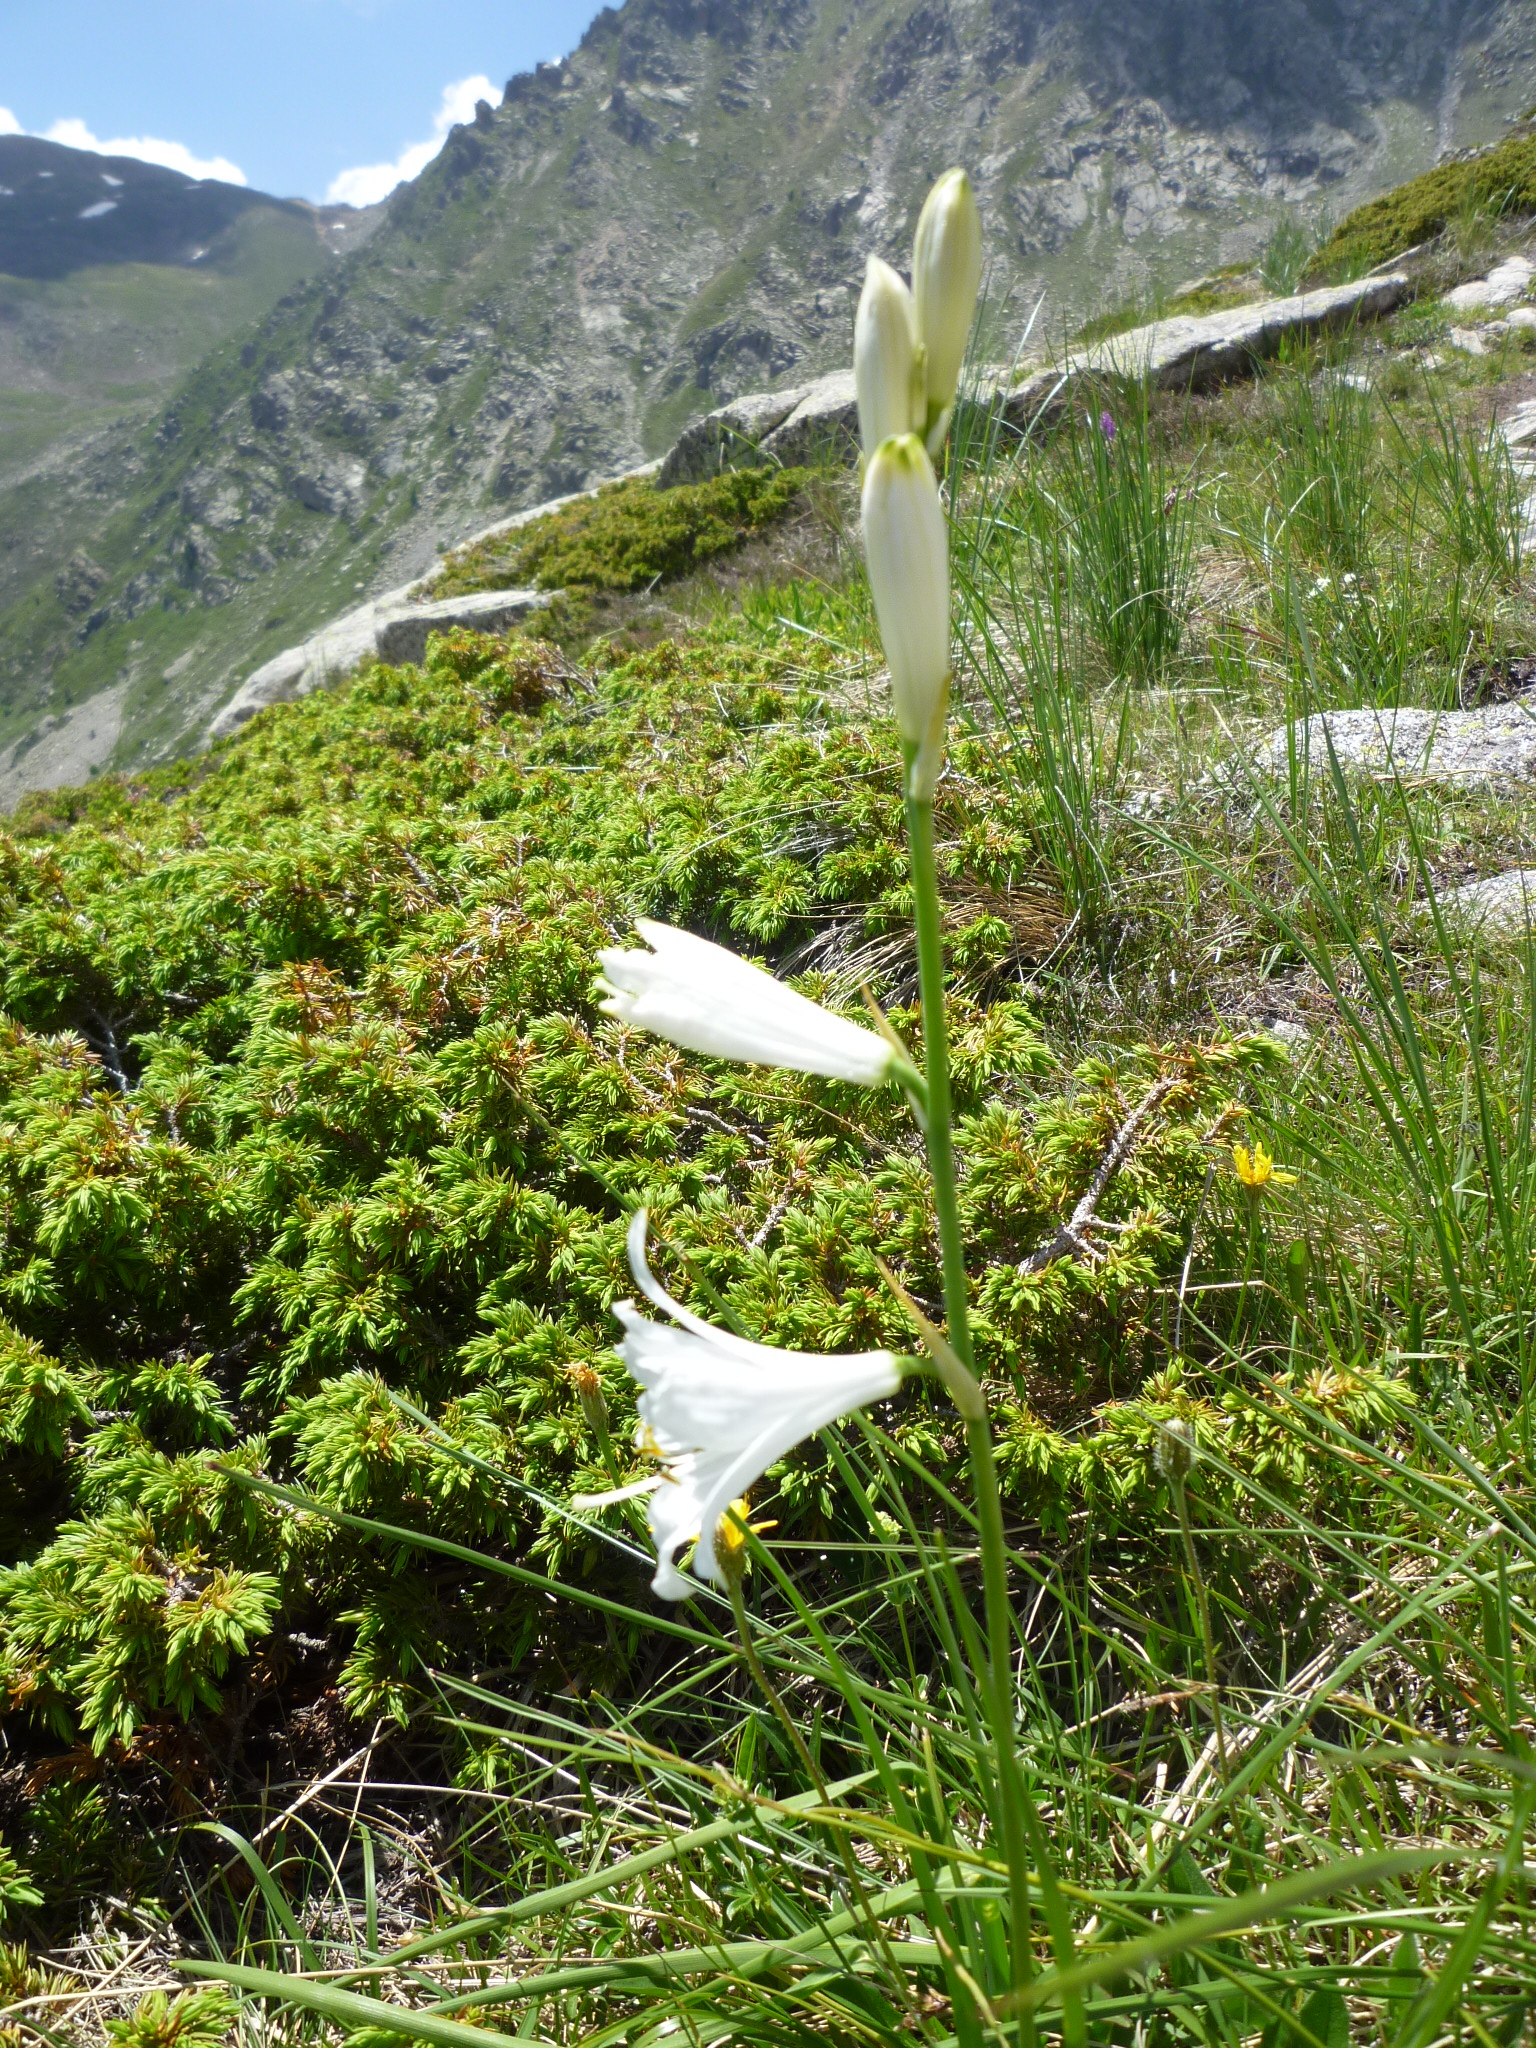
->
<box><xmin>375</xmin><ymin>590</ymin><xmax>551</xmax><ymax>666</ymax></box>
<box><xmin>1432</xmin><ymin>868</ymin><xmax>1536</xmax><ymax>933</ymax></box>
<box><xmin>658</xmin><ymin>390</ymin><xmax>813</xmax><ymax>487</ymax></box>
<box><xmin>1261</xmin><ymin>704</ymin><xmax>1536</xmax><ymax>786</ymax></box>
<box><xmin>208</xmin><ymin>586</ymin><xmax>550</xmax><ymax>741</ymax></box>
<box><xmin>760</xmin><ymin>371</ymin><xmax>860</xmax><ymax>467</ymax></box>
<box><xmin>1443</xmin><ymin>257</ymin><xmax>1535</xmax><ymax>316</ymax></box>
<box><xmin>1003</xmin><ymin>272</ymin><xmax>1411</xmax><ymax>418</ymax></box>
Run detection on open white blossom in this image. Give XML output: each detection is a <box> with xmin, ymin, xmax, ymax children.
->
<box><xmin>616</xmin><ymin>1212</ymin><xmax>904</xmax><ymax>1597</ymax></box>
<box><xmin>912</xmin><ymin>168</ymin><xmax>982</xmax><ymax>437</ymax></box>
<box><xmin>861</xmin><ymin>433</ymin><xmax>951</xmax><ymax>795</ymax></box>
<box><xmin>596</xmin><ymin>918</ymin><xmax>899</xmax><ymax>1084</ymax></box>
<box><xmin>855</xmin><ymin>256</ymin><xmax>923</xmax><ymax>459</ymax></box>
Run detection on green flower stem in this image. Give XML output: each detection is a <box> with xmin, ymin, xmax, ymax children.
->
<box><xmin>905</xmin><ymin>782</ymin><xmax>1035</xmax><ymax>2022</ymax></box>
<box><xmin>1171</xmin><ymin>1471</ymin><xmax>1228</xmax><ymax>1779</ymax></box>
<box><xmin>904</xmin><ymin>791</ymin><xmax>971</xmax><ymax>1368</ymax></box>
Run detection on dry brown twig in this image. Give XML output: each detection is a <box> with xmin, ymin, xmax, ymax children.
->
<box><xmin>1018</xmin><ymin>1073</ymin><xmax>1180</xmax><ymax>1273</ymax></box>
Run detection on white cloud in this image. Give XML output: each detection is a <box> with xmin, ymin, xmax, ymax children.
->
<box><xmin>325</xmin><ymin>76</ymin><xmax>495</xmax><ymax>208</ymax></box>
<box><xmin>42</xmin><ymin>119</ymin><xmax>246</xmax><ymax>186</ymax></box>
<box><xmin>0</xmin><ymin>108</ymin><xmax>21</xmax><ymax>136</ymax></box>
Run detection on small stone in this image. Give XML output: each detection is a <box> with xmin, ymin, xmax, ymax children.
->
<box><xmin>1448</xmin><ymin>326</ymin><xmax>1489</xmax><ymax>355</ymax></box>
<box><xmin>1443</xmin><ymin>255</ymin><xmax>1535</xmax><ymax>314</ymax></box>
<box><xmin>1509</xmin><ymin>307</ymin><xmax>1536</xmax><ymax>333</ymax></box>
<box><xmin>1500</xmin><ymin>398</ymin><xmax>1536</xmax><ymax>447</ymax></box>
<box><xmin>1248</xmin><ymin>1014</ymin><xmax>1310</xmax><ymax>1050</ymax></box>
<box><xmin>1261</xmin><ymin>705</ymin><xmax>1536</xmax><ymax>786</ymax></box>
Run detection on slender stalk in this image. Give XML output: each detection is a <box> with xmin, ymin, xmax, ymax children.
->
<box><xmin>906</xmin><ymin>790</ymin><xmax>1018</xmax><ymax>1683</ymax></box>
<box><xmin>1171</xmin><ymin>1471</ymin><xmax>1228</xmax><ymax>1779</ymax></box>
<box><xmin>906</xmin><ymin>782</ymin><xmax>1038</xmax><ymax>2029</ymax></box>
<box><xmin>905</xmin><ymin>791</ymin><xmax>972</xmax><ymax>1367</ymax></box>
<box><xmin>1232</xmin><ymin>1196</ymin><xmax>1260</xmax><ymax>1342</ymax></box>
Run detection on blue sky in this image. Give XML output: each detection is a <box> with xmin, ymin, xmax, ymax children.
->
<box><xmin>0</xmin><ymin>1</ymin><xmax>608</xmax><ymax>204</ymax></box>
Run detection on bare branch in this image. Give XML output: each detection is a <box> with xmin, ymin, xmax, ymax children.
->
<box><xmin>1018</xmin><ymin>1073</ymin><xmax>1179</xmax><ymax>1274</ymax></box>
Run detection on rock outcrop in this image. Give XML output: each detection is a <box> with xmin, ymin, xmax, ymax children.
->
<box><xmin>217</xmin><ymin>272</ymin><xmax>1409</xmax><ymax>745</ymax></box>
<box><xmin>662</xmin><ymin>272</ymin><xmax>1409</xmax><ymax>485</ymax></box>
<box><xmin>208</xmin><ymin>586</ymin><xmax>552</xmax><ymax>740</ymax></box>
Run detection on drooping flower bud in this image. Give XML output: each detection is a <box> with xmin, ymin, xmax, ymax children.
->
<box><xmin>861</xmin><ymin>433</ymin><xmax>951</xmax><ymax>800</ymax></box>
<box><xmin>912</xmin><ymin>168</ymin><xmax>982</xmax><ymax>447</ymax></box>
<box><xmin>854</xmin><ymin>256</ymin><xmax>923</xmax><ymax>460</ymax></box>
<box><xmin>1154</xmin><ymin>1417</ymin><xmax>1198</xmax><ymax>1484</ymax></box>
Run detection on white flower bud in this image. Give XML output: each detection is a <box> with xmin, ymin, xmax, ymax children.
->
<box><xmin>861</xmin><ymin>433</ymin><xmax>950</xmax><ymax>798</ymax></box>
<box><xmin>855</xmin><ymin>256</ymin><xmax>922</xmax><ymax>460</ymax></box>
<box><xmin>912</xmin><ymin>168</ymin><xmax>982</xmax><ymax>434</ymax></box>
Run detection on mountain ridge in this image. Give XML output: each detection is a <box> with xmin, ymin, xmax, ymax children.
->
<box><xmin>0</xmin><ymin>134</ymin><xmax>378</xmax><ymax>281</ymax></box>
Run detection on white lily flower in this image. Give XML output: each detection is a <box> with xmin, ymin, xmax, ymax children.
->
<box><xmin>861</xmin><ymin>433</ymin><xmax>951</xmax><ymax>798</ymax></box>
<box><xmin>912</xmin><ymin>168</ymin><xmax>982</xmax><ymax>441</ymax></box>
<box><xmin>855</xmin><ymin>256</ymin><xmax>923</xmax><ymax>459</ymax></box>
<box><xmin>596</xmin><ymin>917</ymin><xmax>899</xmax><ymax>1085</ymax></box>
<box><xmin>616</xmin><ymin>1211</ymin><xmax>904</xmax><ymax>1598</ymax></box>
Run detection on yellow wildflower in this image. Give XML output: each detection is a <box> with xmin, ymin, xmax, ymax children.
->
<box><xmin>715</xmin><ymin>1498</ymin><xmax>778</xmax><ymax>1585</ymax></box>
<box><xmin>1232</xmin><ymin>1141</ymin><xmax>1297</xmax><ymax>1191</ymax></box>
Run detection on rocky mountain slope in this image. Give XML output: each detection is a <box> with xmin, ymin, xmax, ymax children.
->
<box><xmin>5</xmin><ymin>0</ymin><xmax>1536</xmax><ymax>793</ymax></box>
<box><xmin>0</xmin><ymin>139</ymin><xmax>380</xmax><ymax>796</ymax></box>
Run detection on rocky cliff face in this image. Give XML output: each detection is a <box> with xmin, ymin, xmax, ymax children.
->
<box><xmin>4</xmin><ymin>0</ymin><xmax>1536</xmax><ymax>785</ymax></box>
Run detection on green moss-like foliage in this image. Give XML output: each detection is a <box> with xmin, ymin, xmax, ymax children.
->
<box><xmin>433</xmin><ymin>467</ymin><xmax>819</xmax><ymax>599</ymax></box>
<box><xmin>105</xmin><ymin>1989</ymin><xmax>240</xmax><ymax>2048</ymax></box>
<box><xmin>0</xmin><ymin>627</ymin><xmax>1331</xmax><ymax>1849</ymax></box>
<box><xmin>1312</xmin><ymin>132</ymin><xmax>1536</xmax><ymax>275</ymax></box>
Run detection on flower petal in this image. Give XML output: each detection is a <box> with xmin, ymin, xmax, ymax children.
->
<box><xmin>597</xmin><ymin>922</ymin><xmax>895</xmax><ymax>1084</ymax></box>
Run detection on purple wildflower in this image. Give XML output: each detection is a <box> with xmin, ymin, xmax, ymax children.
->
<box><xmin>1099</xmin><ymin>410</ymin><xmax>1117</xmax><ymax>443</ymax></box>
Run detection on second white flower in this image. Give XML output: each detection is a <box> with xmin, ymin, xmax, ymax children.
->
<box><xmin>615</xmin><ymin>1211</ymin><xmax>904</xmax><ymax>1597</ymax></box>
